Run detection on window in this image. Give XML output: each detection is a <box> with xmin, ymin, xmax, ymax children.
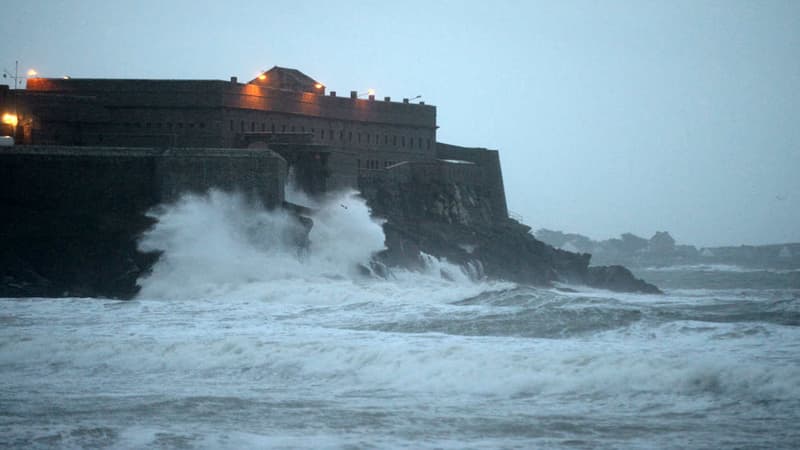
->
<box><xmin>321</xmin><ymin>129</ymin><xmax>325</xmax><ymax>139</ymax></box>
<box><xmin>240</xmin><ymin>121</ymin><xmax>244</xmax><ymax>132</ymax></box>
<box><xmin>340</xmin><ymin>130</ymin><xmax>344</xmax><ymax>140</ymax></box>
<box><xmin>271</xmin><ymin>124</ymin><xmax>276</xmax><ymax>133</ymax></box>
<box><xmin>282</xmin><ymin>125</ymin><xmax>286</xmax><ymax>132</ymax></box>
<box><xmin>427</xmin><ymin>138</ymin><xmax>431</xmax><ymax>149</ymax></box>
<box><xmin>349</xmin><ymin>131</ymin><xmax>353</xmax><ymax>142</ymax></box>
<box><xmin>251</xmin><ymin>122</ymin><xmax>255</xmax><ymax>132</ymax></box>
<box><xmin>261</xmin><ymin>123</ymin><xmax>265</xmax><ymax>131</ymax></box>
<box><xmin>199</xmin><ymin>122</ymin><xmax>205</xmax><ymax>129</ymax></box>
<box><xmin>393</xmin><ymin>136</ymin><xmax>397</xmax><ymax>145</ymax></box>
<box><xmin>401</xmin><ymin>136</ymin><xmax>405</xmax><ymax>147</ymax></box>
<box><xmin>329</xmin><ymin>130</ymin><xmax>333</xmax><ymax>140</ymax></box>
<box><xmin>291</xmin><ymin>125</ymin><xmax>296</xmax><ymax>132</ymax></box>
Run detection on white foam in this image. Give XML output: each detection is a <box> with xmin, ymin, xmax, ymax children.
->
<box><xmin>135</xmin><ymin>189</ymin><xmax>506</xmax><ymax>303</ymax></box>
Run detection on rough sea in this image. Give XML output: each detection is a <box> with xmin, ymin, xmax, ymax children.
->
<box><xmin>2</xmin><ymin>191</ymin><xmax>799</xmax><ymax>449</ymax></box>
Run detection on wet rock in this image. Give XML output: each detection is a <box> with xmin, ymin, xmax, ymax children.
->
<box><xmin>585</xmin><ymin>265</ymin><xmax>662</xmax><ymax>294</ymax></box>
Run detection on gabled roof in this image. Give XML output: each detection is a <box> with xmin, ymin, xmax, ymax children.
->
<box><xmin>248</xmin><ymin>66</ymin><xmax>324</xmax><ymax>94</ymax></box>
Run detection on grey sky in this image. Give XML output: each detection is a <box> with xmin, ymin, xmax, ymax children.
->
<box><xmin>2</xmin><ymin>0</ymin><xmax>798</xmax><ymax>246</ymax></box>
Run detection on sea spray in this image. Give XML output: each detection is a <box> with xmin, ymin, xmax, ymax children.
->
<box><xmin>135</xmin><ymin>189</ymin><xmax>503</xmax><ymax>301</ymax></box>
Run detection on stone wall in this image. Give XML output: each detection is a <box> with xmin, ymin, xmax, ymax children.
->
<box><xmin>435</xmin><ymin>143</ymin><xmax>509</xmax><ymax>221</ymax></box>
<box><xmin>0</xmin><ymin>146</ymin><xmax>287</xmax><ymax>298</ymax></box>
<box><xmin>21</xmin><ymin>78</ymin><xmax>438</xmax><ymax>161</ymax></box>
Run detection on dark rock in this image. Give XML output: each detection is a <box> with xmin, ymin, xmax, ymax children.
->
<box><xmin>585</xmin><ymin>265</ymin><xmax>662</xmax><ymax>294</ymax></box>
<box><xmin>362</xmin><ymin>176</ymin><xmax>658</xmax><ymax>294</ymax></box>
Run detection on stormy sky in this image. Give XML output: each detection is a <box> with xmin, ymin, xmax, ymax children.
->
<box><xmin>2</xmin><ymin>0</ymin><xmax>797</xmax><ymax>247</ymax></box>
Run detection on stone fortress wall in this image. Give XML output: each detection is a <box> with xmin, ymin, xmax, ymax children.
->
<box><xmin>5</xmin><ymin>67</ymin><xmax>508</xmax><ymax>224</ymax></box>
<box><xmin>23</xmin><ymin>76</ymin><xmax>436</xmax><ymax>166</ymax></box>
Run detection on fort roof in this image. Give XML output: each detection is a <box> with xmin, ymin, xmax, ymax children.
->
<box><xmin>249</xmin><ymin>66</ymin><xmax>324</xmax><ymax>93</ymax></box>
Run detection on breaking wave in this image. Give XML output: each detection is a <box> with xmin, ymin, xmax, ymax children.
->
<box><xmin>135</xmin><ymin>189</ymin><xmax>508</xmax><ymax>302</ymax></box>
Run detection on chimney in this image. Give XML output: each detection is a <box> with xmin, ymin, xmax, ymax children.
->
<box><xmin>368</xmin><ymin>94</ymin><xmax>375</xmax><ymax>101</ymax></box>
<box><xmin>330</xmin><ymin>91</ymin><xmax>336</xmax><ymax>97</ymax></box>
<box><xmin>230</xmin><ymin>76</ymin><xmax>238</xmax><ymax>84</ymax></box>
<box><xmin>384</xmin><ymin>96</ymin><xmax>391</xmax><ymax>102</ymax></box>
<box><xmin>350</xmin><ymin>91</ymin><xmax>357</xmax><ymax>99</ymax></box>
<box><xmin>403</xmin><ymin>98</ymin><xmax>409</xmax><ymax>104</ymax></box>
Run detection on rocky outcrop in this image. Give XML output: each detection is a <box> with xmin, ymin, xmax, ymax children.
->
<box><xmin>379</xmin><ymin>217</ymin><xmax>591</xmax><ymax>286</ymax></box>
<box><xmin>585</xmin><ymin>265</ymin><xmax>662</xmax><ymax>294</ymax></box>
<box><xmin>360</xmin><ymin>170</ymin><xmax>659</xmax><ymax>293</ymax></box>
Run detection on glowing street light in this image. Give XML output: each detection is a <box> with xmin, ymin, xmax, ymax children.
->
<box><xmin>2</xmin><ymin>113</ymin><xmax>18</xmax><ymax>127</ymax></box>
<box><xmin>257</xmin><ymin>73</ymin><xmax>267</xmax><ymax>81</ymax></box>
<box><xmin>27</xmin><ymin>69</ymin><xmax>37</xmax><ymax>77</ymax></box>
<box><xmin>314</xmin><ymin>83</ymin><xmax>323</xmax><ymax>89</ymax></box>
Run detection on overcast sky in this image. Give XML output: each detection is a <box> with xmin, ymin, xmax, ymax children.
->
<box><xmin>2</xmin><ymin>0</ymin><xmax>798</xmax><ymax>246</ymax></box>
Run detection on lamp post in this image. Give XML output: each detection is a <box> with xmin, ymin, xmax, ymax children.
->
<box><xmin>2</xmin><ymin>61</ymin><xmax>21</xmax><ymax>89</ymax></box>
<box><xmin>1</xmin><ymin>61</ymin><xmax>36</xmax><ymax>141</ymax></box>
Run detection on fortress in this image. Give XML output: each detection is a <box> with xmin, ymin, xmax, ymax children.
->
<box><xmin>2</xmin><ymin>66</ymin><xmax>656</xmax><ymax>298</ymax></box>
<box><xmin>1</xmin><ymin>66</ymin><xmax>507</xmax><ymax>222</ymax></box>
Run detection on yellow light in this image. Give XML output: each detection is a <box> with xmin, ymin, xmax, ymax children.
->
<box><xmin>2</xmin><ymin>113</ymin><xmax>18</xmax><ymax>127</ymax></box>
<box><xmin>257</xmin><ymin>74</ymin><xmax>266</xmax><ymax>81</ymax></box>
<box><xmin>314</xmin><ymin>83</ymin><xmax>323</xmax><ymax>89</ymax></box>
<box><xmin>367</xmin><ymin>88</ymin><xmax>375</xmax><ymax>96</ymax></box>
<box><xmin>27</xmin><ymin>69</ymin><xmax>37</xmax><ymax>77</ymax></box>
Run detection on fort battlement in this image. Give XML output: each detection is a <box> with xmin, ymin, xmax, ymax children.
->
<box><xmin>26</xmin><ymin>78</ymin><xmax>436</xmax><ymax>129</ymax></box>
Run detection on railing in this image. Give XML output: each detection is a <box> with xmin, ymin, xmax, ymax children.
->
<box><xmin>508</xmin><ymin>210</ymin><xmax>524</xmax><ymax>222</ymax></box>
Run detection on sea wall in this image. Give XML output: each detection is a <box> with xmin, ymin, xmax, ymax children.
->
<box><xmin>0</xmin><ymin>146</ymin><xmax>287</xmax><ymax>298</ymax></box>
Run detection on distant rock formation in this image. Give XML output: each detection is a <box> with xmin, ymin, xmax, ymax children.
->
<box><xmin>535</xmin><ymin>228</ymin><xmax>800</xmax><ymax>270</ymax></box>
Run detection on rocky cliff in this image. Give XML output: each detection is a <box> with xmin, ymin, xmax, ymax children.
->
<box><xmin>359</xmin><ymin>164</ymin><xmax>660</xmax><ymax>293</ymax></box>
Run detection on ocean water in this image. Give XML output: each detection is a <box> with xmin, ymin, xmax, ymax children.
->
<box><xmin>1</xmin><ymin>191</ymin><xmax>799</xmax><ymax>449</ymax></box>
